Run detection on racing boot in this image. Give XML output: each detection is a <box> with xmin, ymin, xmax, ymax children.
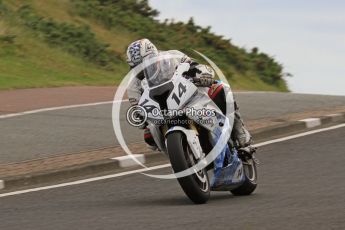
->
<box><xmin>232</xmin><ymin>100</ymin><xmax>252</xmax><ymax>147</ymax></box>
<box><xmin>144</xmin><ymin>128</ymin><xmax>158</xmax><ymax>150</ymax></box>
<box><xmin>232</xmin><ymin>110</ymin><xmax>255</xmax><ymax>157</ymax></box>
<box><xmin>232</xmin><ymin>110</ymin><xmax>258</xmax><ymax>163</ymax></box>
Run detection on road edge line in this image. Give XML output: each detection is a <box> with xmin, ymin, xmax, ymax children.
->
<box><xmin>0</xmin><ymin>100</ymin><xmax>129</xmax><ymax>119</ymax></box>
<box><xmin>0</xmin><ymin>112</ymin><xmax>344</xmax><ymax>192</ymax></box>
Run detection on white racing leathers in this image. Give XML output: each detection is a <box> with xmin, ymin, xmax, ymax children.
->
<box><xmin>126</xmin><ymin>50</ymin><xmax>252</xmax><ymax>147</ymax></box>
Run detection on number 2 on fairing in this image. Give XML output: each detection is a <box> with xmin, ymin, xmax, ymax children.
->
<box><xmin>171</xmin><ymin>83</ymin><xmax>187</xmax><ymax>105</ymax></box>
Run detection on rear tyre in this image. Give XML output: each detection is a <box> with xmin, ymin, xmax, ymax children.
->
<box><xmin>167</xmin><ymin>132</ymin><xmax>210</xmax><ymax>204</ymax></box>
<box><xmin>231</xmin><ymin>158</ymin><xmax>257</xmax><ymax>196</ymax></box>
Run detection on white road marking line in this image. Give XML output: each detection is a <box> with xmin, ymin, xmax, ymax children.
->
<box><xmin>0</xmin><ymin>99</ymin><xmax>129</xmax><ymax>119</ymax></box>
<box><xmin>1</xmin><ymin>123</ymin><xmax>344</xmax><ymax>198</ymax></box>
<box><xmin>0</xmin><ymin>164</ymin><xmax>171</xmax><ymax>198</ymax></box>
<box><xmin>234</xmin><ymin>91</ymin><xmax>279</xmax><ymax>94</ymax></box>
<box><xmin>111</xmin><ymin>154</ymin><xmax>145</xmax><ymax>167</ymax></box>
<box><xmin>326</xmin><ymin>113</ymin><xmax>343</xmax><ymax>117</ymax></box>
<box><xmin>299</xmin><ymin>118</ymin><xmax>321</xmax><ymax>128</ymax></box>
<box><xmin>254</xmin><ymin>123</ymin><xmax>345</xmax><ymax>147</ymax></box>
<box><xmin>0</xmin><ymin>91</ymin><xmax>302</xmax><ymax>119</ymax></box>
<box><xmin>0</xmin><ymin>93</ymin><xmax>256</xmax><ymax>119</ymax></box>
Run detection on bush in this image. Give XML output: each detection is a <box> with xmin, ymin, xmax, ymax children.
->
<box><xmin>17</xmin><ymin>5</ymin><xmax>120</xmax><ymax>69</ymax></box>
<box><xmin>71</xmin><ymin>0</ymin><xmax>285</xmax><ymax>86</ymax></box>
<box><xmin>0</xmin><ymin>34</ymin><xmax>16</xmax><ymax>43</ymax></box>
<box><xmin>0</xmin><ymin>0</ymin><xmax>7</xmax><ymax>15</ymax></box>
<box><xmin>0</xmin><ymin>34</ymin><xmax>17</xmax><ymax>56</ymax></box>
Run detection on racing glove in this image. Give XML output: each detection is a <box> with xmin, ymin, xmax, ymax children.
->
<box><xmin>198</xmin><ymin>76</ymin><xmax>215</xmax><ymax>87</ymax></box>
<box><xmin>193</xmin><ymin>64</ymin><xmax>216</xmax><ymax>87</ymax></box>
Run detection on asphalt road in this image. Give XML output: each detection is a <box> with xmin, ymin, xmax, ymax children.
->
<box><xmin>1</xmin><ymin>92</ymin><xmax>345</xmax><ymax>163</ymax></box>
<box><xmin>0</xmin><ymin>126</ymin><xmax>344</xmax><ymax>230</ymax></box>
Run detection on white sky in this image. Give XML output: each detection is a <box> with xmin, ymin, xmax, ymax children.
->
<box><xmin>150</xmin><ymin>0</ymin><xmax>345</xmax><ymax>95</ymax></box>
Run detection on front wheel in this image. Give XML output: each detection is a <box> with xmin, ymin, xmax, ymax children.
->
<box><xmin>231</xmin><ymin>157</ymin><xmax>258</xmax><ymax>196</ymax></box>
<box><xmin>167</xmin><ymin>132</ymin><xmax>210</xmax><ymax>204</ymax></box>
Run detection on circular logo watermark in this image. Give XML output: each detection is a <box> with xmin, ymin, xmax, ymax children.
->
<box><xmin>112</xmin><ymin>51</ymin><xmax>235</xmax><ymax>179</ymax></box>
<box><xmin>126</xmin><ymin>105</ymin><xmax>147</xmax><ymax>127</ymax></box>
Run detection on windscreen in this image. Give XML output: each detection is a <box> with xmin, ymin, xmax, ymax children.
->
<box><xmin>143</xmin><ymin>55</ymin><xmax>178</xmax><ymax>87</ymax></box>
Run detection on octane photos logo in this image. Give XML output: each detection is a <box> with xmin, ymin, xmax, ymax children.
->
<box><xmin>112</xmin><ymin>51</ymin><xmax>235</xmax><ymax>179</ymax></box>
<box><xmin>126</xmin><ymin>106</ymin><xmax>217</xmax><ymax>126</ymax></box>
<box><xmin>126</xmin><ymin>105</ymin><xmax>147</xmax><ymax>127</ymax></box>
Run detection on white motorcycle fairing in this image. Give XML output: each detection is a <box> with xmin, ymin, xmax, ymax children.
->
<box><xmin>138</xmin><ymin>63</ymin><xmax>245</xmax><ymax>191</ymax></box>
<box><xmin>138</xmin><ymin>63</ymin><xmax>229</xmax><ymax>158</ymax></box>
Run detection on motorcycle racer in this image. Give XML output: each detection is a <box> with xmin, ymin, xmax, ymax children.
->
<box><xmin>126</xmin><ymin>38</ymin><xmax>252</xmax><ymax>151</ymax></box>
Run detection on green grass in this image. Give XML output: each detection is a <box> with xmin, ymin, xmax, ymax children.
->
<box><xmin>0</xmin><ymin>31</ymin><xmax>127</xmax><ymax>90</ymax></box>
<box><xmin>231</xmin><ymin>72</ymin><xmax>289</xmax><ymax>92</ymax></box>
<box><xmin>0</xmin><ymin>0</ymin><xmax>289</xmax><ymax>92</ymax></box>
<box><xmin>0</xmin><ymin>6</ymin><xmax>127</xmax><ymax>90</ymax></box>
<box><xmin>0</xmin><ymin>55</ymin><xmax>124</xmax><ymax>90</ymax></box>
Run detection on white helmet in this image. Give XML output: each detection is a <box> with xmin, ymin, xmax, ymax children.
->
<box><xmin>126</xmin><ymin>38</ymin><xmax>158</xmax><ymax>67</ymax></box>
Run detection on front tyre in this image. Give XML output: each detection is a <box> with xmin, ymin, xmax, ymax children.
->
<box><xmin>231</xmin><ymin>157</ymin><xmax>257</xmax><ymax>196</ymax></box>
<box><xmin>167</xmin><ymin>132</ymin><xmax>210</xmax><ymax>204</ymax></box>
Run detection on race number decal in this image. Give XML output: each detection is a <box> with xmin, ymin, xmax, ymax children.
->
<box><xmin>171</xmin><ymin>83</ymin><xmax>187</xmax><ymax>105</ymax></box>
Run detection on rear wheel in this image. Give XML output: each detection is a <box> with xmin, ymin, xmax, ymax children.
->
<box><xmin>231</xmin><ymin>157</ymin><xmax>257</xmax><ymax>196</ymax></box>
<box><xmin>167</xmin><ymin>132</ymin><xmax>210</xmax><ymax>204</ymax></box>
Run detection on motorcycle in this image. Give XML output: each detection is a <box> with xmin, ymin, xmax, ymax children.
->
<box><xmin>137</xmin><ymin>58</ymin><xmax>258</xmax><ymax>204</ymax></box>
